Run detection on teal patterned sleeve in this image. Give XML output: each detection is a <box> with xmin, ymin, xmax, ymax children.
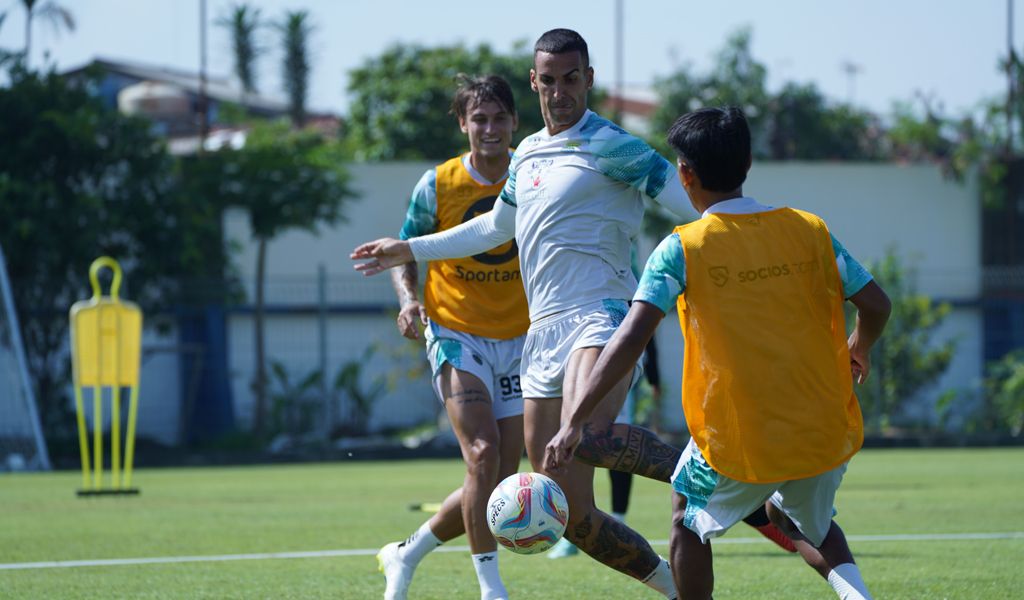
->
<box><xmin>831</xmin><ymin>233</ymin><xmax>873</xmax><ymax>298</ymax></box>
<box><xmin>582</xmin><ymin>115</ymin><xmax>673</xmax><ymax>200</ymax></box>
<box><xmin>398</xmin><ymin>168</ymin><xmax>438</xmax><ymax>240</ymax></box>
<box><xmin>498</xmin><ymin>152</ymin><xmax>518</xmax><ymax>207</ymax></box>
<box><xmin>633</xmin><ymin>233</ymin><xmax>686</xmax><ymax>314</ymax></box>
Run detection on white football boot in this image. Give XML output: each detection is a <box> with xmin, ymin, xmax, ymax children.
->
<box><xmin>376</xmin><ymin>541</ymin><xmax>414</xmax><ymax>600</ymax></box>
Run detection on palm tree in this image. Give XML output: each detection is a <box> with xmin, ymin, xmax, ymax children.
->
<box><xmin>277</xmin><ymin>10</ymin><xmax>312</xmax><ymax>128</ymax></box>
<box><xmin>21</xmin><ymin>0</ymin><xmax>75</xmax><ymax>67</ymax></box>
<box><xmin>0</xmin><ymin>12</ymin><xmax>15</xmax><ymax>67</ymax></box>
<box><xmin>216</xmin><ymin>3</ymin><xmax>263</xmax><ymax>103</ymax></box>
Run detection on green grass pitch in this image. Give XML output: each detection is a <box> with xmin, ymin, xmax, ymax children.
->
<box><xmin>1</xmin><ymin>448</ymin><xmax>1022</xmax><ymax>599</ymax></box>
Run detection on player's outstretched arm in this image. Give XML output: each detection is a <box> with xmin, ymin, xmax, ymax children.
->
<box><xmin>408</xmin><ymin>196</ymin><xmax>516</xmax><ymax>262</ymax></box>
<box><xmin>544</xmin><ymin>301</ymin><xmax>665</xmax><ymax>474</ymax></box>
<box><xmin>846</xmin><ymin>280</ymin><xmax>891</xmax><ymax>383</ymax></box>
<box><xmin>351</xmin><ymin>237</ymin><xmax>414</xmax><ymax>276</ymax></box>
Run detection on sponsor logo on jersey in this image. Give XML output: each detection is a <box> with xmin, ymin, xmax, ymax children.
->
<box><xmin>709</xmin><ymin>259</ymin><xmax>819</xmax><ymax>286</ymax></box>
<box><xmin>708</xmin><ymin>266</ymin><xmax>730</xmax><ymax>287</ymax></box>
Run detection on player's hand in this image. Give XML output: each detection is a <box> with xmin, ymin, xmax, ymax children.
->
<box><xmin>849</xmin><ymin>345</ymin><xmax>871</xmax><ymax>384</ymax></box>
<box><xmin>350</xmin><ymin>238</ymin><xmax>414</xmax><ymax>276</ymax></box>
<box><xmin>544</xmin><ymin>424</ymin><xmax>582</xmax><ymax>476</ymax></box>
<box><xmin>397</xmin><ymin>301</ymin><xmax>428</xmax><ymax>340</ymax></box>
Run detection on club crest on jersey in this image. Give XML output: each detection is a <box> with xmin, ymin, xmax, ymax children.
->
<box><xmin>529</xmin><ymin>159</ymin><xmax>553</xmax><ymax>187</ymax></box>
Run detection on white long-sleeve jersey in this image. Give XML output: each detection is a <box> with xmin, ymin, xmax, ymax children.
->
<box><xmin>410</xmin><ymin>110</ymin><xmax>695</xmax><ymax>321</ymax></box>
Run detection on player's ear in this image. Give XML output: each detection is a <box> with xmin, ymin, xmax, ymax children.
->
<box><xmin>677</xmin><ymin>159</ymin><xmax>697</xmax><ymax>188</ymax></box>
<box><xmin>459</xmin><ymin>116</ymin><xmax>469</xmax><ymax>134</ymax></box>
<box><xmin>530</xmin><ymin>69</ymin><xmax>539</xmax><ymax>92</ymax></box>
<box><xmin>585</xmin><ymin>66</ymin><xmax>594</xmax><ymax>90</ymax></box>
<box><xmin>512</xmin><ymin>112</ymin><xmax>519</xmax><ymax>132</ymax></box>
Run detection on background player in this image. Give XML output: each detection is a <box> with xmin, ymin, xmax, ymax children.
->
<box><xmin>375</xmin><ymin>75</ymin><xmax>526</xmax><ymax>600</ymax></box>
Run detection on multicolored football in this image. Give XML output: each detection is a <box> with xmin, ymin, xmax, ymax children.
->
<box><xmin>486</xmin><ymin>472</ymin><xmax>569</xmax><ymax>554</ymax></box>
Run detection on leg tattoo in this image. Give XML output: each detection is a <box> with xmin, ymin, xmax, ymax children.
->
<box><xmin>574</xmin><ymin>423</ymin><xmax>680</xmax><ymax>482</ymax></box>
<box><xmin>571</xmin><ymin>513</ymin><xmax>660</xmax><ymax>580</ymax></box>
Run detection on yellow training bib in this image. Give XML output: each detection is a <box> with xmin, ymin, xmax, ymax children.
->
<box><xmin>675</xmin><ymin>208</ymin><xmax>862</xmax><ymax>483</ymax></box>
<box><xmin>424</xmin><ymin>155</ymin><xmax>529</xmax><ymax>339</ymax></box>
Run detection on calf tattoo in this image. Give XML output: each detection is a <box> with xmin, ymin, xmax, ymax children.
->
<box><xmin>574</xmin><ymin>423</ymin><xmax>680</xmax><ymax>482</ymax></box>
<box><xmin>570</xmin><ymin>513</ymin><xmax>660</xmax><ymax>579</ymax></box>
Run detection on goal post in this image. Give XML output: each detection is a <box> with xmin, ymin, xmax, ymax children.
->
<box><xmin>0</xmin><ymin>243</ymin><xmax>51</xmax><ymax>471</ymax></box>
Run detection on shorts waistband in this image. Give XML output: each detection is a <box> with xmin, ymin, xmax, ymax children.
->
<box><xmin>529</xmin><ymin>299</ymin><xmax>627</xmax><ymax>331</ymax></box>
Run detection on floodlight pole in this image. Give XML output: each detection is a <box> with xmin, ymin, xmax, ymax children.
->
<box><xmin>199</xmin><ymin>0</ymin><xmax>210</xmax><ymax>149</ymax></box>
<box><xmin>1008</xmin><ymin>0</ymin><xmax>1016</xmax><ymax>155</ymax></box>
<box><xmin>614</xmin><ymin>0</ymin><xmax>624</xmax><ymax>123</ymax></box>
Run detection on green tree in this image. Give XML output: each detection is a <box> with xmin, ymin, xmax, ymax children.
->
<box><xmin>344</xmin><ymin>41</ymin><xmax>547</xmax><ymax>160</ymax></box>
<box><xmin>216</xmin><ymin>3</ymin><xmax>264</xmax><ymax>101</ymax></box>
<box><xmin>982</xmin><ymin>350</ymin><xmax>1024</xmax><ymax>437</ymax></box>
<box><xmin>0</xmin><ymin>13</ymin><xmax>16</xmax><ymax>66</ymax></box>
<box><xmin>187</xmin><ymin>121</ymin><xmax>357</xmax><ymax>435</ymax></box>
<box><xmin>942</xmin><ymin>350</ymin><xmax>1024</xmax><ymax>438</ymax></box>
<box><xmin>0</xmin><ymin>66</ymin><xmax>221</xmax><ymax>441</ymax></box>
<box><xmin>649</xmin><ymin>28</ymin><xmax>769</xmax><ymax>156</ymax></box>
<box><xmin>277</xmin><ymin>10</ymin><xmax>312</xmax><ymax>128</ymax></box>
<box><xmin>19</xmin><ymin>0</ymin><xmax>74</xmax><ymax>67</ymax></box>
<box><xmin>850</xmin><ymin>251</ymin><xmax>956</xmax><ymax>433</ymax></box>
<box><xmin>768</xmin><ymin>82</ymin><xmax>883</xmax><ymax>160</ymax></box>
<box><xmin>649</xmin><ymin>27</ymin><xmax>881</xmax><ymax>161</ymax></box>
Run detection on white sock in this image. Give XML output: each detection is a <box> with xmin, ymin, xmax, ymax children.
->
<box><xmin>611</xmin><ymin>511</ymin><xmax>627</xmax><ymax>523</ymax></box>
<box><xmin>398</xmin><ymin>521</ymin><xmax>442</xmax><ymax>566</ymax></box>
<box><xmin>641</xmin><ymin>558</ymin><xmax>677</xmax><ymax>598</ymax></box>
<box><xmin>472</xmin><ymin>552</ymin><xmax>507</xmax><ymax>600</ymax></box>
<box><xmin>827</xmin><ymin>563</ymin><xmax>872</xmax><ymax>600</ymax></box>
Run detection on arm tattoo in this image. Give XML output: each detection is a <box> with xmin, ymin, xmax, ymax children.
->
<box><xmin>574</xmin><ymin>423</ymin><xmax>680</xmax><ymax>483</ymax></box>
<box><xmin>391</xmin><ymin>263</ymin><xmax>420</xmax><ymax>306</ymax></box>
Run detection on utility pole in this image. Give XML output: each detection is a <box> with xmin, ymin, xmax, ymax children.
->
<box><xmin>840</xmin><ymin>60</ymin><xmax>862</xmax><ymax>105</ymax></box>
<box><xmin>614</xmin><ymin>0</ymin><xmax>624</xmax><ymax>123</ymax></box>
<box><xmin>199</xmin><ymin>0</ymin><xmax>210</xmax><ymax>149</ymax></box>
<box><xmin>1008</xmin><ymin>0</ymin><xmax>1015</xmax><ymax>155</ymax></box>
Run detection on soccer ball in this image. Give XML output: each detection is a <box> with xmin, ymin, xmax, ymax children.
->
<box><xmin>486</xmin><ymin>472</ymin><xmax>569</xmax><ymax>555</ymax></box>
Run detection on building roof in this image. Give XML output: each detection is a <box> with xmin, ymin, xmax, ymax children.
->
<box><xmin>62</xmin><ymin>56</ymin><xmax>291</xmax><ymax>115</ymax></box>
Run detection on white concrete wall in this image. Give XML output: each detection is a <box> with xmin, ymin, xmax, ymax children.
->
<box><xmin>745</xmin><ymin>163</ymin><xmax>980</xmax><ymax>300</ymax></box>
<box><xmin>223</xmin><ymin>161</ymin><xmax>983</xmax><ymax>433</ymax></box>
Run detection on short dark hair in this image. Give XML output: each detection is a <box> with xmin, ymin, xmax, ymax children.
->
<box><xmin>450</xmin><ymin>74</ymin><xmax>517</xmax><ymax>120</ymax></box>
<box><xmin>534</xmin><ymin>28</ymin><xmax>589</xmax><ymax>67</ymax></box>
<box><xmin>666</xmin><ymin>107</ymin><xmax>751</xmax><ymax>193</ymax></box>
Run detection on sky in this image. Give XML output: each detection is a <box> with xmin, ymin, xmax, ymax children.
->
<box><xmin>0</xmin><ymin>0</ymin><xmax>1018</xmax><ymax>119</ymax></box>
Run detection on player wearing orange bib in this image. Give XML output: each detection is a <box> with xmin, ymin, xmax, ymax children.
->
<box><xmin>545</xmin><ymin>107</ymin><xmax>891</xmax><ymax>600</ymax></box>
<box><xmin>376</xmin><ymin>75</ymin><xmax>526</xmax><ymax>600</ymax></box>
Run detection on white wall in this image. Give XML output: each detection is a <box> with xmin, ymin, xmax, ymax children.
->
<box><xmin>224</xmin><ymin>161</ymin><xmax>983</xmax><ymax>433</ymax></box>
<box><xmin>745</xmin><ymin>163</ymin><xmax>980</xmax><ymax>300</ymax></box>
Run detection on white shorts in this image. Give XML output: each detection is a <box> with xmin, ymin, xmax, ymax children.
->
<box><xmin>671</xmin><ymin>438</ymin><xmax>845</xmax><ymax>546</ymax></box>
<box><xmin>520</xmin><ymin>299</ymin><xmax>640</xmax><ymax>399</ymax></box>
<box><xmin>424</xmin><ymin>321</ymin><xmax>525</xmax><ymax>421</ymax></box>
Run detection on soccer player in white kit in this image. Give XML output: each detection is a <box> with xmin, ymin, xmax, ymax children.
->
<box><xmin>354</xmin><ymin>29</ymin><xmax>687</xmax><ymax>597</ymax></box>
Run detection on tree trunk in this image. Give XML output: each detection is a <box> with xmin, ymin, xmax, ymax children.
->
<box><xmin>252</xmin><ymin>237</ymin><xmax>267</xmax><ymax>435</ymax></box>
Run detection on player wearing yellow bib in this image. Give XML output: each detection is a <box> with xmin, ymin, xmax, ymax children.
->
<box><xmin>544</xmin><ymin>107</ymin><xmax>891</xmax><ymax>600</ymax></box>
<box><xmin>376</xmin><ymin>75</ymin><xmax>526</xmax><ymax>600</ymax></box>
